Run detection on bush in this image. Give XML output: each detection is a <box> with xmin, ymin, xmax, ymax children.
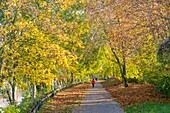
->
<box><xmin>127</xmin><ymin>77</ymin><xmax>138</xmax><ymax>83</ymax></box>
<box><xmin>156</xmin><ymin>75</ymin><xmax>170</xmax><ymax>97</ymax></box>
<box><xmin>2</xmin><ymin>105</ymin><xmax>20</xmax><ymax>113</ymax></box>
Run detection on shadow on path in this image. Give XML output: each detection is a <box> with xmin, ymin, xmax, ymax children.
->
<box><xmin>72</xmin><ymin>81</ymin><xmax>125</xmax><ymax>113</ymax></box>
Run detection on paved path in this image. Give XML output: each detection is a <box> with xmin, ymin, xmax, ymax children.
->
<box><xmin>72</xmin><ymin>81</ymin><xmax>125</xmax><ymax>113</ymax></box>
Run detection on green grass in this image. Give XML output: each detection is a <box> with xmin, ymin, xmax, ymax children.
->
<box><xmin>62</xmin><ymin>107</ymin><xmax>72</xmax><ymax>113</ymax></box>
<box><xmin>73</xmin><ymin>100</ymin><xmax>81</xmax><ymax>104</ymax></box>
<box><xmin>125</xmin><ymin>101</ymin><xmax>170</xmax><ymax>113</ymax></box>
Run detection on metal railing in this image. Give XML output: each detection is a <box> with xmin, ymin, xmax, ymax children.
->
<box><xmin>29</xmin><ymin>83</ymin><xmax>80</xmax><ymax>113</ymax></box>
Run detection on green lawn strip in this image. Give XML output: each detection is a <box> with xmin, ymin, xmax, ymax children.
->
<box><xmin>124</xmin><ymin>101</ymin><xmax>170</xmax><ymax>113</ymax></box>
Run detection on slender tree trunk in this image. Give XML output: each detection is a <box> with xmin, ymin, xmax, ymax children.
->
<box><xmin>51</xmin><ymin>81</ymin><xmax>54</xmax><ymax>91</ymax></box>
<box><xmin>27</xmin><ymin>82</ymin><xmax>32</xmax><ymax>99</ymax></box>
<box><xmin>11</xmin><ymin>77</ymin><xmax>17</xmax><ymax>104</ymax></box>
<box><xmin>71</xmin><ymin>72</ymin><xmax>74</xmax><ymax>84</ymax></box>
<box><xmin>9</xmin><ymin>80</ymin><xmax>16</xmax><ymax>104</ymax></box>
<box><xmin>110</xmin><ymin>47</ymin><xmax>128</xmax><ymax>87</ymax></box>
<box><xmin>6</xmin><ymin>89</ymin><xmax>12</xmax><ymax>104</ymax></box>
<box><xmin>11</xmin><ymin>85</ymin><xmax>16</xmax><ymax>104</ymax></box>
<box><xmin>54</xmin><ymin>80</ymin><xmax>56</xmax><ymax>90</ymax></box>
<box><xmin>31</xmin><ymin>84</ymin><xmax>36</xmax><ymax>101</ymax></box>
<box><xmin>60</xmin><ymin>80</ymin><xmax>63</xmax><ymax>88</ymax></box>
<box><xmin>121</xmin><ymin>41</ymin><xmax>128</xmax><ymax>87</ymax></box>
<box><xmin>122</xmin><ymin>55</ymin><xmax>128</xmax><ymax>87</ymax></box>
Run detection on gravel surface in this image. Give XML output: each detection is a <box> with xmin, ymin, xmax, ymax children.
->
<box><xmin>72</xmin><ymin>81</ymin><xmax>125</xmax><ymax>113</ymax></box>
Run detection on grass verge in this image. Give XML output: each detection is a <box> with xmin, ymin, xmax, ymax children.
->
<box><xmin>125</xmin><ymin>101</ymin><xmax>170</xmax><ymax>113</ymax></box>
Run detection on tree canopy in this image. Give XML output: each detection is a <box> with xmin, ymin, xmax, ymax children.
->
<box><xmin>0</xmin><ymin>0</ymin><xmax>170</xmax><ymax>107</ymax></box>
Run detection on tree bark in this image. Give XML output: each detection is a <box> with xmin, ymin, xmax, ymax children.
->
<box><xmin>11</xmin><ymin>77</ymin><xmax>17</xmax><ymax>104</ymax></box>
<box><xmin>122</xmin><ymin>55</ymin><xmax>128</xmax><ymax>87</ymax></box>
<box><xmin>6</xmin><ymin>89</ymin><xmax>12</xmax><ymax>104</ymax></box>
<box><xmin>31</xmin><ymin>84</ymin><xmax>36</xmax><ymax>101</ymax></box>
<box><xmin>9</xmin><ymin>79</ymin><xmax>16</xmax><ymax>104</ymax></box>
<box><xmin>110</xmin><ymin>47</ymin><xmax>128</xmax><ymax>87</ymax></box>
<box><xmin>11</xmin><ymin>85</ymin><xmax>16</xmax><ymax>104</ymax></box>
<box><xmin>71</xmin><ymin>72</ymin><xmax>74</xmax><ymax>84</ymax></box>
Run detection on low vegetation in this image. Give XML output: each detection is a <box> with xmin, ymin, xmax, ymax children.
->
<box><xmin>125</xmin><ymin>102</ymin><xmax>170</xmax><ymax>113</ymax></box>
<box><xmin>101</xmin><ymin>78</ymin><xmax>170</xmax><ymax>113</ymax></box>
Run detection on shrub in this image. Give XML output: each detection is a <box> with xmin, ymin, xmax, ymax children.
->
<box><xmin>2</xmin><ymin>105</ymin><xmax>20</xmax><ymax>113</ymax></box>
<box><xmin>156</xmin><ymin>75</ymin><xmax>170</xmax><ymax>97</ymax></box>
<box><xmin>127</xmin><ymin>77</ymin><xmax>138</xmax><ymax>83</ymax></box>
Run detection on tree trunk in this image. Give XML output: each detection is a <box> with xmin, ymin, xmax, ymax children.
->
<box><xmin>122</xmin><ymin>55</ymin><xmax>128</xmax><ymax>87</ymax></box>
<box><xmin>6</xmin><ymin>89</ymin><xmax>12</xmax><ymax>104</ymax></box>
<box><xmin>11</xmin><ymin>77</ymin><xmax>17</xmax><ymax>104</ymax></box>
<box><xmin>110</xmin><ymin>48</ymin><xmax>128</xmax><ymax>87</ymax></box>
<box><xmin>27</xmin><ymin>82</ymin><xmax>32</xmax><ymax>99</ymax></box>
<box><xmin>9</xmin><ymin>80</ymin><xmax>16</xmax><ymax>104</ymax></box>
<box><xmin>60</xmin><ymin>80</ymin><xmax>63</xmax><ymax>88</ymax></box>
<box><xmin>54</xmin><ymin>80</ymin><xmax>56</xmax><ymax>90</ymax></box>
<box><xmin>31</xmin><ymin>84</ymin><xmax>36</xmax><ymax>101</ymax></box>
<box><xmin>11</xmin><ymin>85</ymin><xmax>16</xmax><ymax>104</ymax></box>
<box><xmin>71</xmin><ymin>72</ymin><xmax>74</xmax><ymax>84</ymax></box>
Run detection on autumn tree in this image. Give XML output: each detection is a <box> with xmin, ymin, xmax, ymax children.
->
<box><xmin>86</xmin><ymin>0</ymin><xmax>170</xmax><ymax>87</ymax></box>
<box><xmin>0</xmin><ymin>0</ymin><xmax>90</xmax><ymax>103</ymax></box>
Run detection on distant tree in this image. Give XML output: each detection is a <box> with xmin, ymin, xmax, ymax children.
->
<box><xmin>157</xmin><ymin>37</ymin><xmax>170</xmax><ymax>67</ymax></box>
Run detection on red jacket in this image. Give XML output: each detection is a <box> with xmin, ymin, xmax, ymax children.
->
<box><xmin>91</xmin><ymin>79</ymin><xmax>95</xmax><ymax>84</ymax></box>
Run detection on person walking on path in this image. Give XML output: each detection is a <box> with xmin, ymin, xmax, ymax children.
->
<box><xmin>91</xmin><ymin>79</ymin><xmax>95</xmax><ymax>88</ymax></box>
<box><xmin>72</xmin><ymin>81</ymin><xmax>125</xmax><ymax>113</ymax></box>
